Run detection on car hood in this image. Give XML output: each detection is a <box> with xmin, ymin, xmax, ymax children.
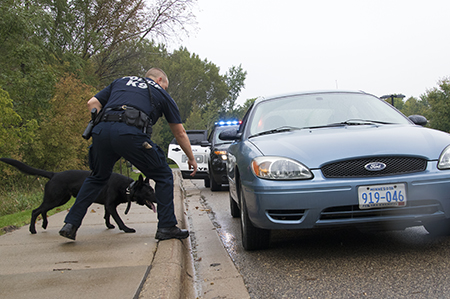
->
<box><xmin>214</xmin><ymin>143</ymin><xmax>233</xmax><ymax>151</ymax></box>
<box><xmin>249</xmin><ymin>125</ymin><xmax>450</xmax><ymax>168</ymax></box>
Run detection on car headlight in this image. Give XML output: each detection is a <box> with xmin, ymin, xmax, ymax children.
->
<box><xmin>251</xmin><ymin>156</ymin><xmax>313</xmax><ymax>180</ymax></box>
<box><xmin>214</xmin><ymin>150</ymin><xmax>227</xmax><ymax>160</ymax></box>
<box><xmin>438</xmin><ymin>145</ymin><xmax>450</xmax><ymax>169</ymax></box>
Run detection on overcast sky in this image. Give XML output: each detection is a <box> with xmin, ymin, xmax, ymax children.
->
<box><xmin>173</xmin><ymin>0</ymin><xmax>450</xmax><ymax>106</ymax></box>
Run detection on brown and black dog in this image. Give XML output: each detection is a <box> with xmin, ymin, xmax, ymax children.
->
<box><xmin>0</xmin><ymin>158</ymin><xmax>156</xmax><ymax>234</ymax></box>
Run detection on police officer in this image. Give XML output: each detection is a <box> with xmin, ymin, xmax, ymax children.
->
<box><xmin>59</xmin><ymin>68</ymin><xmax>198</xmax><ymax>241</ymax></box>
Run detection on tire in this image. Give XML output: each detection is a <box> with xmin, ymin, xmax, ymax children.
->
<box><xmin>239</xmin><ymin>184</ymin><xmax>270</xmax><ymax>250</ymax></box>
<box><xmin>424</xmin><ymin>218</ymin><xmax>450</xmax><ymax>236</ymax></box>
<box><xmin>230</xmin><ymin>194</ymin><xmax>240</xmax><ymax>218</ymax></box>
<box><xmin>210</xmin><ymin>176</ymin><xmax>221</xmax><ymax>191</ymax></box>
<box><xmin>204</xmin><ymin>178</ymin><xmax>210</xmax><ymax>188</ymax></box>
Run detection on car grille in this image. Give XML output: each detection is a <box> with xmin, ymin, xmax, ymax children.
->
<box><xmin>319</xmin><ymin>200</ymin><xmax>441</xmax><ymax>221</ymax></box>
<box><xmin>267</xmin><ymin>209</ymin><xmax>306</xmax><ymax>221</ymax></box>
<box><xmin>321</xmin><ymin>156</ymin><xmax>427</xmax><ymax>178</ymax></box>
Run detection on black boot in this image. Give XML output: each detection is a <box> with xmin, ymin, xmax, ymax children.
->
<box><xmin>59</xmin><ymin>223</ymin><xmax>78</xmax><ymax>240</ymax></box>
<box><xmin>155</xmin><ymin>226</ymin><xmax>189</xmax><ymax>240</ymax></box>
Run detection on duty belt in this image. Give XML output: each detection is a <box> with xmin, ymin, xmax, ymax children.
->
<box><xmin>102</xmin><ymin>105</ymin><xmax>152</xmax><ymax>135</ymax></box>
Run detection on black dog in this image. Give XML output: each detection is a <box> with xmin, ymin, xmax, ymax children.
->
<box><xmin>0</xmin><ymin>158</ymin><xmax>157</xmax><ymax>234</ymax></box>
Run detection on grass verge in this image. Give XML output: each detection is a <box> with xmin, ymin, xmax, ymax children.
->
<box><xmin>0</xmin><ymin>198</ymin><xmax>75</xmax><ymax>236</ymax></box>
<box><xmin>0</xmin><ymin>197</ymin><xmax>75</xmax><ymax>235</ymax></box>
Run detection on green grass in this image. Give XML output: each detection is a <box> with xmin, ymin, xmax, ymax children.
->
<box><xmin>0</xmin><ymin>198</ymin><xmax>75</xmax><ymax>235</ymax></box>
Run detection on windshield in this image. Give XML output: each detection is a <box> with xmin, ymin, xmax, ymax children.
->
<box><xmin>248</xmin><ymin>92</ymin><xmax>410</xmax><ymax>136</ymax></box>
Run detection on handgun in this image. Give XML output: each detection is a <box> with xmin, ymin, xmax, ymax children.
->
<box><xmin>82</xmin><ymin>108</ymin><xmax>98</xmax><ymax>140</ymax></box>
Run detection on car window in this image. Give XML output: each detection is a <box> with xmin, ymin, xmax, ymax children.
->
<box><xmin>170</xmin><ymin>131</ymin><xmax>206</xmax><ymax>145</ymax></box>
<box><xmin>249</xmin><ymin>93</ymin><xmax>410</xmax><ymax>135</ymax></box>
<box><xmin>188</xmin><ymin>132</ymin><xmax>207</xmax><ymax>145</ymax></box>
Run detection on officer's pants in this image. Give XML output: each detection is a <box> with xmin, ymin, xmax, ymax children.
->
<box><xmin>64</xmin><ymin>122</ymin><xmax>177</xmax><ymax>229</ymax></box>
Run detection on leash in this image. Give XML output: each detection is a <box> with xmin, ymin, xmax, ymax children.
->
<box><xmin>125</xmin><ymin>179</ymin><xmax>135</xmax><ymax>215</ymax></box>
<box><xmin>124</xmin><ymin>158</ymin><xmax>133</xmax><ymax>215</ymax></box>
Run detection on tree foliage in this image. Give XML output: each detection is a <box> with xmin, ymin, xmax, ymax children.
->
<box><xmin>0</xmin><ymin>1</ymin><xmax>58</xmax><ymax>121</ymax></box>
<box><xmin>153</xmin><ymin>47</ymin><xmax>229</xmax><ymax>122</ymax></box>
<box><xmin>0</xmin><ymin>88</ymin><xmax>38</xmax><ymax>176</ymax></box>
<box><xmin>36</xmin><ymin>0</ymin><xmax>197</xmax><ymax>84</ymax></box>
<box><xmin>421</xmin><ymin>78</ymin><xmax>450</xmax><ymax>132</ymax></box>
<box><xmin>401</xmin><ymin>96</ymin><xmax>431</xmax><ymax>120</ymax></box>
<box><xmin>224</xmin><ymin>64</ymin><xmax>247</xmax><ymax>112</ymax></box>
<box><xmin>22</xmin><ymin>75</ymin><xmax>95</xmax><ymax>170</ymax></box>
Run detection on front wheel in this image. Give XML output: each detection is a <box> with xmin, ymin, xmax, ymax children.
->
<box><xmin>240</xmin><ymin>184</ymin><xmax>270</xmax><ymax>250</ymax></box>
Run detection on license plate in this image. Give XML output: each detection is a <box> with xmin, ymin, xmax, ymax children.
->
<box><xmin>358</xmin><ymin>184</ymin><xmax>406</xmax><ymax>209</ymax></box>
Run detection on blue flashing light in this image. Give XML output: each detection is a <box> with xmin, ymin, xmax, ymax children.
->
<box><xmin>215</xmin><ymin>120</ymin><xmax>242</xmax><ymax>127</ymax></box>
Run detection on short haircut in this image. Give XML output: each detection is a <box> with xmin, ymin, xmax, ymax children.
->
<box><xmin>145</xmin><ymin>67</ymin><xmax>168</xmax><ymax>81</ymax></box>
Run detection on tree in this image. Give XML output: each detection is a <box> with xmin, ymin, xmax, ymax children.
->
<box><xmin>0</xmin><ymin>1</ymin><xmax>58</xmax><ymax>121</ymax></box>
<box><xmin>37</xmin><ymin>0</ymin><xmax>197</xmax><ymax>83</ymax></box>
<box><xmin>0</xmin><ymin>89</ymin><xmax>27</xmax><ymax>157</ymax></box>
<box><xmin>22</xmin><ymin>75</ymin><xmax>95</xmax><ymax>171</ymax></box>
<box><xmin>224</xmin><ymin>64</ymin><xmax>247</xmax><ymax>113</ymax></box>
<box><xmin>233</xmin><ymin>97</ymin><xmax>258</xmax><ymax>120</ymax></box>
<box><xmin>184</xmin><ymin>100</ymin><xmax>222</xmax><ymax>132</ymax></box>
<box><xmin>152</xmin><ymin>47</ymin><xmax>229</xmax><ymax>122</ymax></box>
<box><xmin>401</xmin><ymin>96</ymin><xmax>431</xmax><ymax>120</ymax></box>
<box><xmin>0</xmin><ymin>88</ymin><xmax>38</xmax><ymax>180</ymax></box>
<box><xmin>421</xmin><ymin>78</ymin><xmax>450</xmax><ymax>132</ymax></box>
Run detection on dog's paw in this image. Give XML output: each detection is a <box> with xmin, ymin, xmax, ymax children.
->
<box><xmin>29</xmin><ymin>225</ymin><xmax>37</xmax><ymax>234</ymax></box>
<box><xmin>123</xmin><ymin>228</ymin><xmax>136</xmax><ymax>233</ymax></box>
<box><xmin>106</xmin><ymin>224</ymin><xmax>115</xmax><ymax>229</ymax></box>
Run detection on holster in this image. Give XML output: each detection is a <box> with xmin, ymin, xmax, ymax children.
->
<box><xmin>102</xmin><ymin>106</ymin><xmax>152</xmax><ymax>136</ymax></box>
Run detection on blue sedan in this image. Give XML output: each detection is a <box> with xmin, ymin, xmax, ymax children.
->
<box><xmin>220</xmin><ymin>90</ymin><xmax>450</xmax><ymax>250</ymax></box>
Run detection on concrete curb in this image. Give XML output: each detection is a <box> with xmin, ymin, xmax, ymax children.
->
<box><xmin>182</xmin><ymin>179</ymin><xmax>251</xmax><ymax>299</ymax></box>
<box><xmin>138</xmin><ymin>171</ymin><xmax>194</xmax><ymax>299</ymax></box>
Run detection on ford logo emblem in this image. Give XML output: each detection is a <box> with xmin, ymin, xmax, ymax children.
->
<box><xmin>365</xmin><ymin>162</ymin><xmax>386</xmax><ymax>171</ymax></box>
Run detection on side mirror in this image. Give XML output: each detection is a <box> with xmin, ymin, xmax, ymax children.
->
<box><xmin>219</xmin><ymin>128</ymin><xmax>242</xmax><ymax>141</ymax></box>
<box><xmin>408</xmin><ymin>115</ymin><xmax>428</xmax><ymax>126</ymax></box>
<box><xmin>200</xmin><ymin>140</ymin><xmax>211</xmax><ymax>147</ymax></box>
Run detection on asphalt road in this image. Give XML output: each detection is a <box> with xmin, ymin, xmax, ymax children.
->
<box><xmin>189</xmin><ymin>179</ymin><xmax>450</xmax><ymax>299</ymax></box>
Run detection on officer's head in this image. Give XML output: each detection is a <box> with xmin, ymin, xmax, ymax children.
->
<box><xmin>146</xmin><ymin>67</ymin><xmax>169</xmax><ymax>90</ymax></box>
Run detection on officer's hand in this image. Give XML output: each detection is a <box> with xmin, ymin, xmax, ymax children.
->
<box><xmin>188</xmin><ymin>158</ymin><xmax>198</xmax><ymax>177</ymax></box>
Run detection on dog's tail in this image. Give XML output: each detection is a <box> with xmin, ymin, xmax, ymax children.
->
<box><xmin>0</xmin><ymin>158</ymin><xmax>55</xmax><ymax>179</ymax></box>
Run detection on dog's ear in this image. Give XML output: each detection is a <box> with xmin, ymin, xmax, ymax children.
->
<box><xmin>138</xmin><ymin>174</ymin><xmax>144</xmax><ymax>183</ymax></box>
<box><xmin>144</xmin><ymin>177</ymin><xmax>150</xmax><ymax>184</ymax></box>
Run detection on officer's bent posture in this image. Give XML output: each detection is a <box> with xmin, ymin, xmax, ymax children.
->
<box><xmin>59</xmin><ymin>68</ymin><xmax>198</xmax><ymax>241</ymax></box>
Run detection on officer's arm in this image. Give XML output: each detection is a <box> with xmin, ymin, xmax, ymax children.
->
<box><xmin>169</xmin><ymin>123</ymin><xmax>198</xmax><ymax>176</ymax></box>
<box><xmin>87</xmin><ymin>97</ymin><xmax>102</xmax><ymax>112</ymax></box>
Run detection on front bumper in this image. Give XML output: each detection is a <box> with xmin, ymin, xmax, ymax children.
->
<box><xmin>242</xmin><ymin>162</ymin><xmax>450</xmax><ymax>230</ymax></box>
<box><xmin>210</xmin><ymin>157</ymin><xmax>228</xmax><ymax>184</ymax></box>
<box><xmin>181</xmin><ymin>171</ymin><xmax>209</xmax><ymax>180</ymax></box>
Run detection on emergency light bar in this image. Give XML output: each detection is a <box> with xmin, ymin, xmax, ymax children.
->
<box><xmin>215</xmin><ymin>120</ymin><xmax>241</xmax><ymax>126</ymax></box>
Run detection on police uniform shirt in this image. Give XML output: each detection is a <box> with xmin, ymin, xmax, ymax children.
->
<box><xmin>94</xmin><ymin>76</ymin><xmax>182</xmax><ymax>124</ymax></box>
